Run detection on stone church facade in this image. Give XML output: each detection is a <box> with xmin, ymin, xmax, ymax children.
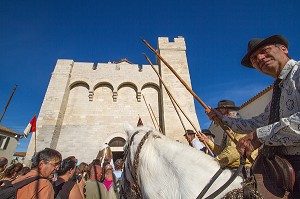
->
<box><xmin>26</xmin><ymin>37</ymin><xmax>200</xmax><ymax>163</ymax></box>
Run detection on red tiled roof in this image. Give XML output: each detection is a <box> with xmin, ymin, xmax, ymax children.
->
<box><xmin>14</xmin><ymin>152</ymin><xmax>26</xmax><ymax>157</ymax></box>
<box><xmin>240</xmin><ymin>84</ymin><xmax>273</xmax><ymax>109</ymax></box>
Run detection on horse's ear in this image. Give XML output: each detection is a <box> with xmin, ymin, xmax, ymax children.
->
<box><xmin>123</xmin><ymin>122</ymin><xmax>134</xmax><ymax>136</ymax></box>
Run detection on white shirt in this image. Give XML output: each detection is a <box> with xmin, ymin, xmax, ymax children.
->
<box><xmin>113</xmin><ymin>170</ymin><xmax>122</xmax><ymax>180</ymax></box>
<box><xmin>222</xmin><ymin>60</ymin><xmax>300</xmax><ymax>155</ymax></box>
<box><xmin>191</xmin><ymin>138</ymin><xmax>205</xmax><ymax>150</ymax></box>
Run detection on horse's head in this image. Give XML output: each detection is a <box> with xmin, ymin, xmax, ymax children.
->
<box><xmin>123</xmin><ymin>123</ymin><xmax>156</xmax><ymax>176</ymax></box>
<box><xmin>123</xmin><ymin>123</ymin><xmax>158</xmax><ymax>157</ymax></box>
<box><xmin>121</xmin><ymin>123</ymin><xmax>161</xmax><ymax>198</ymax></box>
<box><xmin>123</xmin><ymin>123</ymin><xmax>161</xmax><ymax>164</ymax></box>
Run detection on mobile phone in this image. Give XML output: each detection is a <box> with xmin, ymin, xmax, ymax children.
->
<box><xmin>76</xmin><ymin>175</ymin><xmax>83</xmax><ymax>182</ymax></box>
<box><xmin>76</xmin><ymin>173</ymin><xmax>87</xmax><ymax>182</ymax></box>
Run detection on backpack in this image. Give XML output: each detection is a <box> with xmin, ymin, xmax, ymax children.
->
<box><xmin>0</xmin><ymin>176</ymin><xmax>46</xmax><ymax>199</ymax></box>
<box><xmin>53</xmin><ymin>180</ymin><xmax>76</xmax><ymax>199</ymax></box>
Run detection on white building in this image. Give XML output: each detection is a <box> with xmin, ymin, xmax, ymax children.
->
<box><xmin>0</xmin><ymin>125</ymin><xmax>23</xmax><ymax>163</ymax></box>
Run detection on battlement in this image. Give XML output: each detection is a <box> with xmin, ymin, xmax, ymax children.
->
<box><xmin>53</xmin><ymin>59</ymin><xmax>74</xmax><ymax>74</ymax></box>
<box><xmin>26</xmin><ymin>36</ymin><xmax>199</xmax><ymax>164</ymax></box>
<box><xmin>55</xmin><ymin>59</ymin><xmax>146</xmax><ymax>72</ymax></box>
<box><xmin>158</xmin><ymin>36</ymin><xmax>186</xmax><ymax>51</ymax></box>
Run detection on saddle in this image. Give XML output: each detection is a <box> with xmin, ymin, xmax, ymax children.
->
<box><xmin>252</xmin><ymin>151</ymin><xmax>296</xmax><ymax>198</ymax></box>
<box><xmin>265</xmin><ymin>154</ymin><xmax>295</xmax><ymax>193</ymax></box>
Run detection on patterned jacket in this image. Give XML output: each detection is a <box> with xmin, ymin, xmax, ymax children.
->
<box><xmin>222</xmin><ymin>59</ymin><xmax>300</xmax><ymax>155</ymax></box>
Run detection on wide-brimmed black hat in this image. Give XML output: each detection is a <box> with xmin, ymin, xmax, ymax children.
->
<box><xmin>184</xmin><ymin>129</ymin><xmax>195</xmax><ymax>136</ymax></box>
<box><xmin>201</xmin><ymin>129</ymin><xmax>215</xmax><ymax>138</ymax></box>
<box><xmin>216</xmin><ymin>100</ymin><xmax>239</xmax><ymax>110</ymax></box>
<box><xmin>241</xmin><ymin>35</ymin><xmax>288</xmax><ymax>68</ymax></box>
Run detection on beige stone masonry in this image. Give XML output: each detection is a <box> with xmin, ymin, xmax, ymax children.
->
<box><xmin>26</xmin><ymin>37</ymin><xmax>200</xmax><ymax>163</ymax></box>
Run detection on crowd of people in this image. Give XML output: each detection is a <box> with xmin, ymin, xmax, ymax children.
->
<box><xmin>0</xmin><ymin>148</ymin><xmax>124</xmax><ymax>199</ymax></box>
<box><xmin>0</xmin><ymin>157</ymin><xmax>31</xmax><ymax>181</ymax></box>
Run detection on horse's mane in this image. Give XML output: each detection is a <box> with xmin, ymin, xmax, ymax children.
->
<box><xmin>124</xmin><ymin>125</ymin><xmax>242</xmax><ymax>199</ymax></box>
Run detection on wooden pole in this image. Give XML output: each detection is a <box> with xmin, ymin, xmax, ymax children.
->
<box><xmin>142</xmin><ymin>94</ymin><xmax>157</xmax><ymax>129</ymax></box>
<box><xmin>0</xmin><ymin>85</ymin><xmax>18</xmax><ymax>123</ymax></box>
<box><xmin>34</xmin><ymin>114</ymin><xmax>37</xmax><ymax>156</ymax></box>
<box><xmin>144</xmin><ymin>54</ymin><xmax>214</xmax><ymax>156</ymax></box>
<box><xmin>169</xmin><ymin>95</ymin><xmax>187</xmax><ymax>132</ymax></box>
<box><xmin>148</xmin><ymin>104</ymin><xmax>163</xmax><ymax>133</ymax></box>
<box><xmin>142</xmin><ymin>39</ymin><xmax>254</xmax><ymax>163</ymax></box>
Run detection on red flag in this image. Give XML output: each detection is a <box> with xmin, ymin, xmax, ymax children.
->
<box><xmin>137</xmin><ymin>116</ymin><xmax>143</xmax><ymax>127</ymax></box>
<box><xmin>23</xmin><ymin>115</ymin><xmax>36</xmax><ymax>138</ymax></box>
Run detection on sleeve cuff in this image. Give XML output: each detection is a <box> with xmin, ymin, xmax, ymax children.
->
<box><xmin>256</xmin><ymin>127</ymin><xmax>268</xmax><ymax>143</ymax></box>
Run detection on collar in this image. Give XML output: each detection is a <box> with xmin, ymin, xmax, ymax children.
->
<box><xmin>278</xmin><ymin>59</ymin><xmax>297</xmax><ymax>80</ymax></box>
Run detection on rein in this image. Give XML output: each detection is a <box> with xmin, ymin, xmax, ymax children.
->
<box><xmin>123</xmin><ymin>130</ymin><xmax>245</xmax><ymax>199</ymax></box>
<box><xmin>123</xmin><ymin>130</ymin><xmax>153</xmax><ymax>198</ymax></box>
<box><xmin>197</xmin><ymin>168</ymin><xmax>225</xmax><ymax>198</ymax></box>
<box><xmin>197</xmin><ymin>156</ymin><xmax>246</xmax><ymax>199</ymax></box>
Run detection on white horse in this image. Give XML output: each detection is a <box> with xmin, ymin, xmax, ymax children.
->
<box><xmin>121</xmin><ymin>124</ymin><xmax>243</xmax><ymax>199</ymax></box>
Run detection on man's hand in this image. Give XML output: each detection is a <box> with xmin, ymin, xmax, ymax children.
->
<box><xmin>205</xmin><ymin>107</ymin><xmax>223</xmax><ymax>121</ymax></box>
<box><xmin>236</xmin><ymin>131</ymin><xmax>262</xmax><ymax>157</ymax></box>
<box><xmin>197</xmin><ymin>131</ymin><xmax>208</xmax><ymax>143</ymax></box>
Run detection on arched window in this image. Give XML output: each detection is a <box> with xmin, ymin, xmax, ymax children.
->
<box><xmin>108</xmin><ymin>137</ymin><xmax>126</xmax><ymax>147</ymax></box>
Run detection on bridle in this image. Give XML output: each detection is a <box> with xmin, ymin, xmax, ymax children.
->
<box><xmin>121</xmin><ymin>129</ymin><xmax>244</xmax><ymax>199</ymax></box>
<box><xmin>122</xmin><ymin>130</ymin><xmax>152</xmax><ymax>198</ymax></box>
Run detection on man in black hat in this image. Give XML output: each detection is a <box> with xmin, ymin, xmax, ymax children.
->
<box><xmin>201</xmin><ymin>129</ymin><xmax>215</xmax><ymax>142</ymax></box>
<box><xmin>199</xmin><ymin>129</ymin><xmax>216</xmax><ymax>157</ymax></box>
<box><xmin>207</xmin><ymin>35</ymin><xmax>300</xmax><ymax>197</ymax></box>
<box><xmin>184</xmin><ymin>129</ymin><xmax>204</xmax><ymax>151</ymax></box>
<box><xmin>200</xmin><ymin>100</ymin><xmax>256</xmax><ymax>169</ymax></box>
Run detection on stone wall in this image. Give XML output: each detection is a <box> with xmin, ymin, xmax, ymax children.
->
<box><xmin>26</xmin><ymin>37</ymin><xmax>200</xmax><ymax>163</ymax></box>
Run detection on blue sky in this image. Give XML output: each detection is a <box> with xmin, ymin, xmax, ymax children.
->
<box><xmin>1</xmin><ymin>0</ymin><xmax>300</xmax><ymax>152</ymax></box>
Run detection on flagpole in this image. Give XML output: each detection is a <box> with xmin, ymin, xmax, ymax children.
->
<box><xmin>34</xmin><ymin>114</ymin><xmax>37</xmax><ymax>156</ymax></box>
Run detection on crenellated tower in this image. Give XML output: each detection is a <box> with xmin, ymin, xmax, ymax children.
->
<box><xmin>26</xmin><ymin>37</ymin><xmax>200</xmax><ymax>163</ymax></box>
<box><xmin>158</xmin><ymin>37</ymin><xmax>200</xmax><ymax>138</ymax></box>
